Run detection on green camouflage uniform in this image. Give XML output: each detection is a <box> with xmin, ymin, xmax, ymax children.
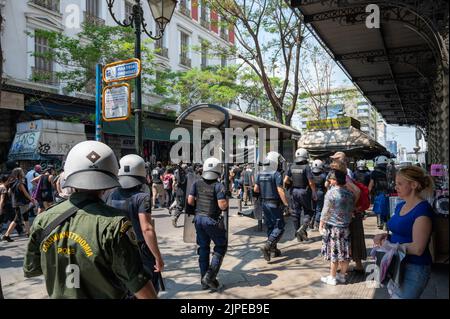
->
<box><xmin>23</xmin><ymin>192</ymin><xmax>150</xmax><ymax>299</ymax></box>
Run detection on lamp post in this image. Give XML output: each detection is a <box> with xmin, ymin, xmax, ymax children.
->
<box><xmin>106</xmin><ymin>0</ymin><xmax>177</xmax><ymax>156</ymax></box>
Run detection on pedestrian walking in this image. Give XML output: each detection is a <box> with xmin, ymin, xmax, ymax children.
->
<box><xmin>32</xmin><ymin>166</ymin><xmax>56</xmax><ymax>213</ymax></box>
<box><xmin>319</xmin><ymin>169</ymin><xmax>355</xmax><ymax>285</ymax></box>
<box><xmin>151</xmin><ymin>162</ymin><xmax>165</xmax><ymax>209</ymax></box>
<box><xmin>171</xmin><ymin>163</ymin><xmax>188</xmax><ymax>227</ymax></box>
<box><xmin>2</xmin><ymin>168</ymin><xmax>36</xmax><ymax>241</ymax></box>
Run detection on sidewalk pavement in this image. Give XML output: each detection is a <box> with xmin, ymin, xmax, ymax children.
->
<box><xmin>0</xmin><ymin>199</ymin><xmax>448</xmax><ymax>299</ymax></box>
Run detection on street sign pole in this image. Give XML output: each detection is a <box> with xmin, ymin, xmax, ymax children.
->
<box><xmin>134</xmin><ymin>8</ymin><xmax>143</xmax><ymax>157</ymax></box>
<box><xmin>95</xmin><ymin>63</ymin><xmax>103</xmax><ymax>142</ymax></box>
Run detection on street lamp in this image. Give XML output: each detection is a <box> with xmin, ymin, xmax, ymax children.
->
<box><xmin>106</xmin><ymin>0</ymin><xmax>177</xmax><ymax>156</ymax></box>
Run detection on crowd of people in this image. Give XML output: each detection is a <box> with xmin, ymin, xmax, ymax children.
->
<box><xmin>0</xmin><ymin>142</ymin><xmax>436</xmax><ymax>300</ymax></box>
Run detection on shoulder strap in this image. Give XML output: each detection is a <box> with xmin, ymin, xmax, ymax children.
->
<box><xmin>38</xmin><ymin>199</ymin><xmax>93</xmax><ymax>245</ymax></box>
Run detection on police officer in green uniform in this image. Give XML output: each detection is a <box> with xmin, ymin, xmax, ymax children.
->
<box><xmin>23</xmin><ymin>141</ymin><xmax>157</xmax><ymax>299</ymax></box>
<box><xmin>106</xmin><ymin>154</ymin><xmax>165</xmax><ymax>293</ymax></box>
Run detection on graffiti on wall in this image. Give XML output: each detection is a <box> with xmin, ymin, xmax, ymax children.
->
<box><xmin>9</xmin><ymin>132</ymin><xmax>40</xmax><ymax>154</ymax></box>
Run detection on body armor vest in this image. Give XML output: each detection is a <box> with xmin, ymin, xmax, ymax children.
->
<box><xmin>354</xmin><ymin>171</ymin><xmax>368</xmax><ymax>185</ymax></box>
<box><xmin>196</xmin><ymin>179</ymin><xmax>221</xmax><ymax>218</ymax></box>
<box><xmin>290</xmin><ymin>164</ymin><xmax>308</xmax><ymax>189</ymax></box>
<box><xmin>312</xmin><ymin>173</ymin><xmax>326</xmax><ymax>191</ymax></box>
<box><xmin>259</xmin><ymin>171</ymin><xmax>281</xmax><ymax>201</ymax></box>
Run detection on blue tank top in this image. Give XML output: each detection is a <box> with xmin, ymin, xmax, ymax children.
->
<box><xmin>388</xmin><ymin>200</ymin><xmax>433</xmax><ymax>265</ymax></box>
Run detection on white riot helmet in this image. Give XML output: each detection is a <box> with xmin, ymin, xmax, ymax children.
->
<box><xmin>118</xmin><ymin>154</ymin><xmax>147</xmax><ymax>189</ymax></box>
<box><xmin>311</xmin><ymin>159</ymin><xmax>324</xmax><ymax>173</ymax></box>
<box><xmin>375</xmin><ymin>155</ymin><xmax>389</xmax><ymax>166</ymax></box>
<box><xmin>356</xmin><ymin>160</ymin><xmax>367</xmax><ymax>170</ymax></box>
<box><xmin>263</xmin><ymin>151</ymin><xmax>285</xmax><ymax>172</ymax></box>
<box><xmin>64</xmin><ymin>141</ymin><xmax>120</xmax><ymax>190</ymax></box>
<box><xmin>294</xmin><ymin>148</ymin><xmax>309</xmax><ymax>163</ymax></box>
<box><xmin>202</xmin><ymin>157</ymin><xmax>222</xmax><ymax>180</ymax></box>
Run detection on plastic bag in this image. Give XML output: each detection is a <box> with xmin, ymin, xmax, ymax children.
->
<box><xmin>370</xmin><ymin>240</ymin><xmax>406</xmax><ymax>285</ymax></box>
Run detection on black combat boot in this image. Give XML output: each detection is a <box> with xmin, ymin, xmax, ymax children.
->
<box><xmin>260</xmin><ymin>241</ymin><xmax>272</xmax><ymax>261</ymax></box>
<box><xmin>201</xmin><ymin>253</ymin><xmax>224</xmax><ymax>290</ymax></box>
<box><xmin>270</xmin><ymin>245</ymin><xmax>282</xmax><ymax>258</ymax></box>
<box><xmin>296</xmin><ymin>224</ymin><xmax>309</xmax><ymax>242</ymax></box>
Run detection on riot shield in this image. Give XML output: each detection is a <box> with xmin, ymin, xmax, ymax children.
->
<box><xmin>183</xmin><ymin>169</ymin><xmax>200</xmax><ymax>243</ymax></box>
<box><xmin>183</xmin><ymin>213</ymin><xmax>197</xmax><ymax>243</ymax></box>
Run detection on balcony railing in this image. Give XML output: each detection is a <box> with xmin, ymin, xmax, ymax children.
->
<box><xmin>200</xmin><ymin>18</ymin><xmax>210</xmax><ymax>29</ymax></box>
<box><xmin>32</xmin><ymin>0</ymin><xmax>60</xmax><ymax>12</ymax></box>
<box><xmin>32</xmin><ymin>67</ymin><xmax>59</xmax><ymax>86</ymax></box>
<box><xmin>84</xmin><ymin>11</ymin><xmax>105</xmax><ymax>26</ymax></box>
<box><xmin>156</xmin><ymin>47</ymin><xmax>169</xmax><ymax>58</ymax></box>
<box><xmin>180</xmin><ymin>55</ymin><xmax>191</xmax><ymax>67</ymax></box>
<box><xmin>179</xmin><ymin>5</ymin><xmax>191</xmax><ymax>18</ymax></box>
<box><xmin>220</xmin><ymin>29</ymin><xmax>228</xmax><ymax>41</ymax></box>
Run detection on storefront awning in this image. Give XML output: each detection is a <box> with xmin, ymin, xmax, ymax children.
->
<box><xmin>298</xmin><ymin>126</ymin><xmax>393</xmax><ymax>159</ymax></box>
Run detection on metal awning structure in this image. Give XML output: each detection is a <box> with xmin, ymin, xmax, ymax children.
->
<box><xmin>289</xmin><ymin>0</ymin><xmax>449</xmax><ymax>132</ymax></box>
<box><xmin>298</xmin><ymin>126</ymin><xmax>393</xmax><ymax>159</ymax></box>
<box><xmin>176</xmin><ymin>103</ymin><xmax>300</xmax><ymax>138</ymax></box>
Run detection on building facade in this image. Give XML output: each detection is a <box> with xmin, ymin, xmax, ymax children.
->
<box><xmin>0</xmin><ymin>0</ymin><xmax>235</xmax><ymax>164</ymax></box>
<box><xmin>293</xmin><ymin>88</ymin><xmax>384</xmax><ymax>141</ymax></box>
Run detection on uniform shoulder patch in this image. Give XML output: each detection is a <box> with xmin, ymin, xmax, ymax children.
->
<box><xmin>119</xmin><ymin>219</ymin><xmax>132</xmax><ymax>234</ymax></box>
<box><xmin>119</xmin><ymin>219</ymin><xmax>138</xmax><ymax>246</ymax></box>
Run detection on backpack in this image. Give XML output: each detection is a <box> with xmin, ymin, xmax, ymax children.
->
<box><xmin>352</xmin><ymin>179</ymin><xmax>370</xmax><ymax>212</ymax></box>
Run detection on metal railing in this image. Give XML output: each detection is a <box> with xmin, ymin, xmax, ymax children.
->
<box><xmin>179</xmin><ymin>4</ymin><xmax>191</xmax><ymax>18</ymax></box>
<box><xmin>156</xmin><ymin>47</ymin><xmax>169</xmax><ymax>58</ymax></box>
<box><xmin>220</xmin><ymin>29</ymin><xmax>228</xmax><ymax>41</ymax></box>
<box><xmin>32</xmin><ymin>67</ymin><xmax>59</xmax><ymax>86</ymax></box>
<box><xmin>32</xmin><ymin>0</ymin><xmax>60</xmax><ymax>12</ymax></box>
<box><xmin>155</xmin><ymin>40</ymin><xmax>169</xmax><ymax>58</ymax></box>
<box><xmin>180</xmin><ymin>55</ymin><xmax>191</xmax><ymax>67</ymax></box>
<box><xmin>84</xmin><ymin>11</ymin><xmax>105</xmax><ymax>26</ymax></box>
<box><xmin>200</xmin><ymin>18</ymin><xmax>210</xmax><ymax>29</ymax></box>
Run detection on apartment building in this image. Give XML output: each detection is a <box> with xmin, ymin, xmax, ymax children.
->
<box><xmin>293</xmin><ymin>88</ymin><xmax>385</xmax><ymax>141</ymax></box>
<box><xmin>0</xmin><ymin>0</ymin><xmax>235</xmax><ymax>162</ymax></box>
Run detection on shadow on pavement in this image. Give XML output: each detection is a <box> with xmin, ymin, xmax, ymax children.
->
<box><xmin>0</xmin><ymin>255</ymin><xmax>24</xmax><ymax>269</ymax></box>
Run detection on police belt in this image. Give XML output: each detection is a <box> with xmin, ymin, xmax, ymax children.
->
<box><xmin>196</xmin><ymin>212</ymin><xmax>221</xmax><ymax>220</ymax></box>
<box><xmin>260</xmin><ymin>199</ymin><xmax>281</xmax><ymax>205</ymax></box>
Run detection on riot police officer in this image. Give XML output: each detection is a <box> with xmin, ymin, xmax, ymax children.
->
<box><xmin>188</xmin><ymin>157</ymin><xmax>228</xmax><ymax>290</ymax></box>
<box><xmin>171</xmin><ymin>163</ymin><xmax>188</xmax><ymax>227</ymax></box>
<box><xmin>106</xmin><ymin>154</ymin><xmax>165</xmax><ymax>293</ymax></box>
<box><xmin>311</xmin><ymin>159</ymin><xmax>327</xmax><ymax>230</ymax></box>
<box><xmin>283</xmin><ymin>148</ymin><xmax>317</xmax><ymax>242</ymax></box>
<box><xmin>24</xmin><ymin>141</ymin><xmax>157</xmax><ymax>299</ymax></box>
<box><xmin>354</xmin><ymin>160</ymin><xmax>371</xmax><ymax>187</ymax></box>
<box><xmin>369</xmin><ymin>155</ymin><xmax>390</xmax><ymax>229</ymax></box>
<box><xmin>254</xmin><ymin>151</ymin><xmax>289</xmax><ymax>261</ymax></box>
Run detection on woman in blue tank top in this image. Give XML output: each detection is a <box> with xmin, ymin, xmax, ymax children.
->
<box><xmin>373</xmin><ymin>166</ymin><xmax>434</xmax><ymax>299</ymax></box>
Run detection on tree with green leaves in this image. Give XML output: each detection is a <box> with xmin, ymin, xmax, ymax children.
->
<box><xmin>298</xmin><ymin>41</ymin><xmax>336</xmax><ymax>120</ymax></box>
<box><xmin>205</xmin><ymin>0</ymin><xmax>307</xmax><ymax>125</ymax></box>
<box><xmin>29</xmin><ymin>22</ymin><xmax>164</xmax><ymax>97</ymax></box>
<box><xmin>159</xmin><ymin>65</ymin><xmax>242</xmax><ymax>111</ymax></box>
